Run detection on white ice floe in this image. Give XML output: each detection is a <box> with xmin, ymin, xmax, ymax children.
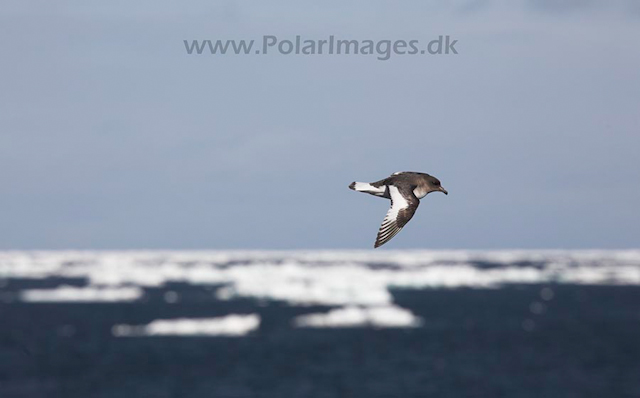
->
<box><xmin>293</xmin><ymin>305</ymin><xmax>422</xmax><ymax>328</ymax></box>
<box><xmin>112</xmin><ymin>314</ymin><xmax>260</xmax><ymax>337</ymax></box>
<box><xmin>20</xmin><ymin>286</ymin><xmax>143</xmax><ymax>302</ymax></box>
<box><xmin>2</xmin><ymin>250</ymin><xmax>640</xmax><ymax>309</ymax></box>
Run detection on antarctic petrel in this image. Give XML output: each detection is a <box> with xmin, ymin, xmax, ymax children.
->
<box><xmin>349</xmin><ymin>171</ymin><xmax>448</xmax><ymax>248</ymax></box>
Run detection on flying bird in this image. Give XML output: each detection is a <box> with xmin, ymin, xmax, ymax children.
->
<box><xmin>349</xmin><ymin>171</ymin><xmax>448</xmax><ymax>248</ymax></box>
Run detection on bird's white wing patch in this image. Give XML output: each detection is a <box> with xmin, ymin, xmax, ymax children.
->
<box><xmin>375</xmin><ymin>186</ymin><xmax>415</xmax><ymax>248</ymax></box>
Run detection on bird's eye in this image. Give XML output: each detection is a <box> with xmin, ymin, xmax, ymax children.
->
<box><xmin>434</xmin><ymin>180</ymin><xmax>440</xmax><ymax>186</ymax></box>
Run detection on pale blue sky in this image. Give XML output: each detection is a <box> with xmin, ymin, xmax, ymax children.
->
<box><xmin>1</xmin><ymin>1</ymin><xmax>639</xmax><ymax>249</ymax></box>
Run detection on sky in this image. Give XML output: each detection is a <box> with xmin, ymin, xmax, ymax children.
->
<box><xmin>1</xmin><ymin>1</ymin><xmax>639</xmax><ymax>250</ymax></box>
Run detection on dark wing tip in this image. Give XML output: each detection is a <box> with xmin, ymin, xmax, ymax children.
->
<box><xmin>374</xmin><ymin>222</ymin><xmax>402</xmax><ymax>249</ymax></box>
<box><xmin>348</xmin><ymin>182</ymin><xmax>356</xmax><ymax>190</ymax></box>
<box><xmin>374</xmin><ymin>236</ymin><xmax>386</xmax><ymax>248</ymax></box>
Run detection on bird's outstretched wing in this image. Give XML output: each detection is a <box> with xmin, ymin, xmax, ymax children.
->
<box><xmin>374</xmin><ymin>185</ymin><xmax>420</xmax><ymax>248</ymax></box>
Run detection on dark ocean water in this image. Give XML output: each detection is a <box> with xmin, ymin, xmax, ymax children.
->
<box><xmin>1</xmin><ymin>251</ymin><xmax>640</xmax><ymax>397</ymax></box>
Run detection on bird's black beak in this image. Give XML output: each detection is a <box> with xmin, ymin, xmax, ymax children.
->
<box><xmin>439</xmin><ymin>186</ymin><xmax>448</xmax><ymax>195</ymax></box>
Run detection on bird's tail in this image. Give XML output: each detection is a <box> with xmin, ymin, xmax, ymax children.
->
<box><xmin>349</xmin><ymin>182</ymin><xmax>386</xmax><ymax>196</ymax></box>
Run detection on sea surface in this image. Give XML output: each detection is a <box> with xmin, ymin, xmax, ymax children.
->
<box><xmin>1</xmin><ymin>250</ymin><xmax>640</xmax><ymax>398</ymax></box>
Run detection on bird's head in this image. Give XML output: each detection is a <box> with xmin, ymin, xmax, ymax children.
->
<box><xmin>427</xmin><ymin>175</ymin><xmax>448</xmax><ymax>195</ymax></box>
